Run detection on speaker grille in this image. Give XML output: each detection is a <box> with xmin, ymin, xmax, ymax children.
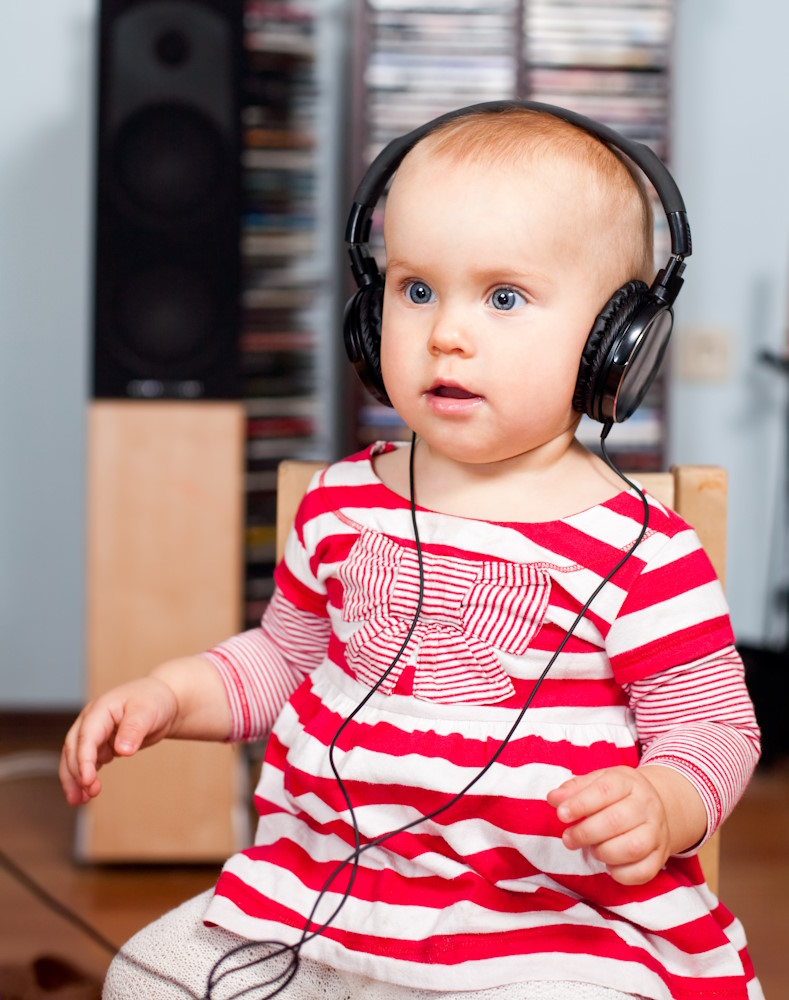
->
<box><xmin>92</xmin><ymin>0</ymin><xmax>243</xmax><ymax>400</ymax></box>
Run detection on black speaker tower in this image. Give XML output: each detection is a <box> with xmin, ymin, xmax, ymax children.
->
<box><xmin>93</xmin><ymin>0</ymin><xmax>243</xmax><ymax>399</ymax></box>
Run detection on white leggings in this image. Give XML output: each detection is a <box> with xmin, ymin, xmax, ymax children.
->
<box><xmin>103</xmin><ymin>889</ymin><xmax>643</xmax><ymax>1000</ymax></box>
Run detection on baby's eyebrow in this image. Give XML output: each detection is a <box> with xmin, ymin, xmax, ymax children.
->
<box><xmin>381</xmin><ymin>257</ymin><xmax>413</xmax><ymax>274</ymax></box>
<box><xmin>383</xmin><ymin>257</ymin><xmax>557</xmax><ymax>295</ymax></box>
<box><xmin>467</xmin><ymin>267</ymin><xmax>557</xmax><ymax>293</ymax></box>
<box><xmin>385</xmin><ymin>259</ymin><xmax>537</xmax><ymax>279</ymax></box>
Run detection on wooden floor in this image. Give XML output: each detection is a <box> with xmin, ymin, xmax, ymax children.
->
<box><xmin>0</xmin><ymin>713</ymin><xmax>787</xmax><ymax>997</ymax></box>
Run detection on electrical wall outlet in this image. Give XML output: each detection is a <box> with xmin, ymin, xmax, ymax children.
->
<box><xmin>674</xmin><ymin>326</ymin><xmax>733</xmax><ymax>381</ymax></box>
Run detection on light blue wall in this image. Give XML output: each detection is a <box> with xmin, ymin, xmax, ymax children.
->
<box><xmin>671</xmin><ymin>0</ymin><xmax>789</xmax><ymax>647</ymax></box>
<box><xmin>0</xmin><ymin>1</ymin><xmax>95</xmax><ymax>707</ymax></box>
<box><xmin>0</xmin><ymin>2</ymin><xmax>786</xmax><ymax>707</ymax></box>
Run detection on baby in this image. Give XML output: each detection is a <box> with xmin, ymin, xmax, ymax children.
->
<box><xmin>61</xmin><ymin>103</ymin><xmax>763</xmax><ymax>1000</ymax></box>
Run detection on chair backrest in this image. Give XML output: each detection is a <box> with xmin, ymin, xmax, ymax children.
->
<box><xmin>276</xmin><ymin>460</ymin><xmax>727</xmax><ymax>894</ymax></box>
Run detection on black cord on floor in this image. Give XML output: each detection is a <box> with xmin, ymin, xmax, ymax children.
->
<box><xmin>0</xmin><ymin>846</ymin><xmax>119</xmax><ymax>956</ymax></box>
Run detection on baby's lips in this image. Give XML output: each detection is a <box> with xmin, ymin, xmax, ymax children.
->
<box><xmin>428</xmin><ymin>380</ymin><xmax>480</xmax><ymax>399</ymax></box>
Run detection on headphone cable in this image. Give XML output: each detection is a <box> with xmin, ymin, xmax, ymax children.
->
<box><xmin>0</xmin><ymin>845</ymin><xmax>119</xmax><ymax>956</ymax></box>
<box><xmin>3</xmin><ymin>424</ymin><xmax>650</xmax><ymax>1000</ymax></box>
<box><xmin>210</xmin><ymin>424</ymin><xmax>651</xmax><ymax>998</ymax></box>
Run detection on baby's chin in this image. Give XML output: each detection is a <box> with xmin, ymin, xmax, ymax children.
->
<box><xmin>427</xmin><ymin>430</ymin><xmax>583</xmax><ymax>472</ymax></box>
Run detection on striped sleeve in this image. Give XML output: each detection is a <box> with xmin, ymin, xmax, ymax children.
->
<box><xmin>625</xmin><ymin>645</ymin><xmax>761</xmax><ymax>848</ymax></box>
<box><xmin>203</xmin><ymin>590</ymin><xmax>331</xmax><ymax>741</ymax></box>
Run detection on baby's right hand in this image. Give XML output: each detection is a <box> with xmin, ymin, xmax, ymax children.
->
<box><xmin>59</xmin><ymin>677</ymin><xmax>179</xmax><ymax>806</ymax></box>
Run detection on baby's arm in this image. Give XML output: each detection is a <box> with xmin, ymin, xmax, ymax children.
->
<box><xmin>204</xmin><ymin>589</ymin><xmax>331</xmax><ymax>741</ymax></box>
<box><xmin>61</xmin><ymin>471</ymin><xmax>331</xmax><ymax>807</ymax></box>
<box><xmin>59</xmin><ymin>655</ymin><xmax>232</xmax><ymax>806</ymax></box>
<box><xmin>548</xmin><ymin>645</ymin><xmax>760</xmax><ymax>884</ymax></box>
<box><xmin>61</xmin><ymin>589</ymin><xmax>330</xmax><ymax>805</ymax></box>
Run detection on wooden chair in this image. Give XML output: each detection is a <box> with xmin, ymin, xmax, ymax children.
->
<box><xmin>276</xmin><ymin>460</ymin><xmax>727</xmax><ymax>893</ymax></box>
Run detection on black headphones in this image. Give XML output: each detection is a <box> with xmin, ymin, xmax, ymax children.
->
<box><xmin>343</xmin><ymin>99</ymin><xmax>691</xmax><ymax>425</ymax></box>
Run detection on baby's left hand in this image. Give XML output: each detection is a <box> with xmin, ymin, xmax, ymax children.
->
<box><xmin>547</xmin><ymin>766</ymin><xmax>672</xmax><ymax>885</ymax></box>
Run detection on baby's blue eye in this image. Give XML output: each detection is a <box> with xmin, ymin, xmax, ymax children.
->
<box><xmin>406</xmin><ymin>281</ymin><xmax>434</xmax><ymax>304</ymax></box>
<box><xmin>489</xmin><ymin>287</ymin><xmax>525</xmax><ymax>311</ymax></box>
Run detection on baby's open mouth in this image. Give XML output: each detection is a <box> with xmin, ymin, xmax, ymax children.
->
<box><xmin>431</xmin><ymin>385</ymin><xmax>477</xmax><ymax>399</ymax></box>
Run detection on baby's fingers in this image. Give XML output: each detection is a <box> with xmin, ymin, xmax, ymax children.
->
<box><xmin>59</xmin><ymin>699</ymin><xmax>144</xmax><ymax>805</ymax></box>
<box><xmin>59</xmin><ymin>748</ymin><xmax>89</xmax><ymax>805</ymax></box>
<box><xmin>595</xmin><ymin>830</ymin><xmax>666</xmax><ymax>885</ymax></box>
<box><xmin>111</xmin><ymin>702</ymin><xmax>159</xmax><ymax>756</ymax></box>
<box><xmin>59</xmin><ymin>716</ymin><xmax>105</xmax><ymax>805</ymax></box>
<box><xmin>560</xmin><ymin>799</ymin><xmax>644</xmax><ymax>854</ymax></box>
<box><xmin>548</xmin><ymin>769</ymin><xmax>625</xmax><ymax>824</ymax></box>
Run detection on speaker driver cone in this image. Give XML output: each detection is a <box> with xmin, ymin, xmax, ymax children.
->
<box><xmin>113</xmin><ymin>103</ymin><xmax>226</xmax><ymax>218</ymax></box>
<box><xmin>115</xmin><ymin>265</ymin><xmax>218</xmax><ymax>371</ymax></box>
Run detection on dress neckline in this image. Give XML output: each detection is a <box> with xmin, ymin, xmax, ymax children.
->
<box><xmin>362</xmin><ymin>441</ymin><xmax>638</xmax><ymax>529</ymax></box>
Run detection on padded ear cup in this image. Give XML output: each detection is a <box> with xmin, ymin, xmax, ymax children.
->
<box><xmin>343</xmin><ymin>279</ymin><xmax>390</xmax><ymax>406</ymax></box>
<box><xmin>573</xmin><ymin>280</ymin><xmax>649</xmax><ymax>422</ymax></box>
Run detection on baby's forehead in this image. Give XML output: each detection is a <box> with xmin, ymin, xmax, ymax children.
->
<box><xmin>388</xmin><ymin>151</ymin><xmax>602</xmax><ymax>259</ymax></box>
<box><xmin>392</xmin><ymin>140</ymin><xmax>604</xmax><ymax>213</ymax></box>
<box><xmin>386</xmin><ymin>129</ymin><xmax>651</xmax><ymax>288</ymax></box>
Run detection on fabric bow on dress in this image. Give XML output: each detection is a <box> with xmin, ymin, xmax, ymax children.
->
<box><xmin>340</xmin><ymin>531</ymin><xmax>551</xmax><ymax>705</ymax></box>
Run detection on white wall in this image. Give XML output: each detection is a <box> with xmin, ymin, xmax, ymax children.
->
<box><xmin>0</xmin><ymin>1</ymin><xmax>95</xmax><ymax>707</ymax></box>
<box><xmin>671</xmin><ymin>0</ymin><xmax>789</xmax><ymax>647</ymax></box>
<box><xmin>0</xmin><ymin>1</ymin><xmax>786</xmax><ymax>707</ymax></box>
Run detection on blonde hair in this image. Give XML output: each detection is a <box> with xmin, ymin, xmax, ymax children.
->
<box><xmin>405</xmin><ymin>107</ymin><xmax>655</xmax><ymax>288</ymax></box>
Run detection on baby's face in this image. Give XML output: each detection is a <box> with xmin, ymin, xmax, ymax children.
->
<box><xmin>380</xmin><ymin>148</ymin><xmax>614</xmax><ymax>469</ymax></box>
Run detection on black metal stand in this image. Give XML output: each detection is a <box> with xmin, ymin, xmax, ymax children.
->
<box><xmin>747</xmin><ymin>351</ymin><xmax>789</xmax><ymax>764</ymax></box>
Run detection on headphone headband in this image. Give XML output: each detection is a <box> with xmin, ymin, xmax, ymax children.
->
<box><xmin>346</xmin><ymin>100</ymin><xmax>691</xmax><ymax>299</ymax></box>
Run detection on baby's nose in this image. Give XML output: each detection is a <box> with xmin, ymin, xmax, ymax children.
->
<box><xmin>426</xmin><ymin>306</ymin><xmax>474</xmax><ymax>355</ymax></box>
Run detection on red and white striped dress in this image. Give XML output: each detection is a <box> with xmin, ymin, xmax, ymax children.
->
<box><xmin>203</xmin><ymin>443</ymin><xmax>762</xmax><ymax>1000</ymax></box>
